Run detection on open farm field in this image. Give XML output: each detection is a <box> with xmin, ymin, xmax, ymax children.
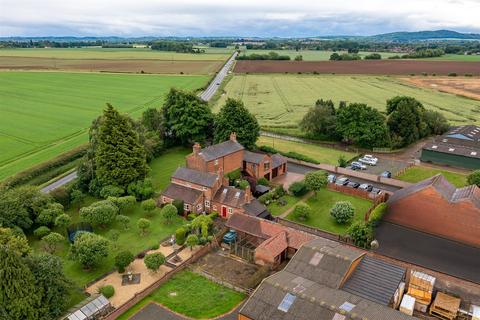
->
<box><xmin>401</xmin><ymin>76</ymin><xmax>480</xmax><ymax>100</ymax></box>
<box><xmin>234</xmin><ymin>60</ymin><xmax>480</xmax><ymax>76</ymax></box>
<box><xmin>0</xmin><ymin>71</ymin><xmax>208</xmax><ymax>180</ymax></box>
<box><xmin>0</xmin><ymin>47</ymin><xmax>230</xmax><ymax>74</ymax></box>
<box><xmin>214</xmin><ymin>74</ymin><xmax>480</xmax><ymax>128</ymax></box>
<box><xmin>240</xmin><ymin>49</ymin><xmax>400</xmax><ymax>60</ymax></box>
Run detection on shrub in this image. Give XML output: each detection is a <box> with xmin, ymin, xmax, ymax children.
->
<box><xmin>108</xmin><ymin>196</ymin><xmax>136</xmax><ymax>214</ymax></box>
<box><xmin>258</xmin><ymin>192</ymin><xmax>273</xmax><ymax>204</ymax></box>
<box><xmin>348</xmin><ymin>221</ymin><xmax>373</xmax><ymax>248</ymax></box>
<box><xmin>186</xmin><ymin>234</ymin><xmax>199</xmax><ymax>250</ymax></box>
<box><xmin>293</xmin><ymin>203</ymin><xmax>311</xmax><ymax>221</ymax></box>
<box><xmin>187</xmin><ymin>213</ymin><xmax>198</xmax><ymax>221</ymax></box>
<box><xmin>467</xmin><ymin>170</ymin><xmax>480</xmax><ymax>187</ymax></box>
<box><xmin>36</xmin><ymin>203</ymin><xmax>64</xmax><ymax>226</ymax></box>
<box><xmin>144</xmin><ymin>253</ymin><xmax>166</xmax><ymax>272</ymax></box>
<box><xmin>330</xmin><ymin>201</ymin><xmax>355</xmax><ymax>224</ymax></box>
<box><xmin>368</xmin><ymin>202</ymin><xmax>387</xmax><ymax>227</ymax></box>
<box><xmin>277</xmin><ymin>197</ymin><xmax>288</xmax><ymax>206</ymax></box>
<box><xmin>149</xmin><ymin>243</ymin><xmax>160</xmax><ymax>250</ymax></box>
<box><xmin>161</xmin><ymin>204</ymin><xmax>177</xmax><ymax>224</ymax></box>
<box><xmin>116</xmin><ymin>215</ymin><xmax>130</xmax><ymax>230</ymax></box>
<box><xmin>115</xmin><ymin>250</ymin><xmax>134</xmax><ymax>273</ymax></box>
<box><xmin>465</xmin><ymin>73</ymin><xmax>473</xmax><ymax>77</ymax></box>
<box><xmin>100</xmin><ymin>185</ymin><xmax>124</xmax><ymax>198</ymax></box>
<box><xmin>448</xmin><ymin>72</ymin><xmax>457</xmax><ymax>77</ymax></box>
<box><xmin>127</xmin><ymin>179</ymin><xmax>154</xmax><ymax>200</ymax></box>
<box><xmin>54</xmin><ymin>213</ymin><xmax>71</xmax><ymax>232</ymax></box>
<box><xmin>137</xmin><ymin>218</ymin><xmax>151</xmax><ymax>235</ymax></box>
<box><xmin>364</xmin><ymin>53</ymin><xmax>382</xmax><ymax>60</ymax></box>
<box><xmin>175</xmin><ymin>227</ymin><xmax>187</xmax><ymax>245</ymax></box>
<box><xmin>237</xmin><ymin>179</ymin><xmax>250</xmax><ymax>190</ymax></box>
<box><xmin>70</xmin><ymin>189</ymin><xmax>86</xmax><ymax>207</ymax></box>
<box><xmin>34</xmin><ymin>226</ymin><xmax>51</xmax><ymax>239</ymax></box>
<box><xmin>99</xmin><ymin>285</ymin><xmax>115</xmax><ymax>298</ymax></box>
<box><xmin>70</xmin><ymin>232</ymin><xmax>109</xmax><ymax>269</ymax></box>
<box><xmin>338</xmin><ymin>155</ymin><xmax>348</xmax><ymax>168</ymax></box>
<box><xmin>50</xmin><ymin>187</ymin><xmax>71</xmax><ymax>207</ymax></box>
<box><xmin>272</xmin><ymin>185</ymin><xmax>286</xmax><ymax>199</ymax></box>
<box><xmin>304</xmin><ymin>170</ymin><xmax>328</xmax><ymax>194</ymax></box>
<box><xmin>257</xmin><ymin>177</ymin><xmax>269</xmax><ymax>186</ymax></box>
<box><xmin>289</xmin><ymin>181</ymin><xmax>308</xmax><ymax>197</ymax></box>
<box><xmin>80</xmin><ymin>200</ymin><xmax>118</xmax><ymax>227</ymax></box>
<box><xmin>172</xmin><ymin>199</ymin><xmax>184</xmax><ymax>215</ymax></box>
<box><xmin>141</xmin><ymin>199</ymin><xmax>157</xmax><ymax>216</ymax></box>
<box><xmin>42</xmin><ymin>232</ymin><xmax>64</xmax><ymax>253</ymax></box>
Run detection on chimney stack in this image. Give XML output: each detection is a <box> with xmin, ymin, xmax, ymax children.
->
<box><xmin>230</xmin><ymin>132</ymin><xmax>237</xmax><ymax>142</ymax></box>
<box><xmin>193</xmin><ymin>142</ymin><xmax>201</xmax><ymax>155</ymax></box>
<box><xmin>244</xmin><ymin>184</ymin><xmax>251</xmax><ymax>202</ymax></box>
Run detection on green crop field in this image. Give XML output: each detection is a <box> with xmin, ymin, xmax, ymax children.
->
<box><xmin>0</xmin><ymin>71</ymin><xmax>208</xmax><ymax>180</ymax></box>
<box><xmin>240</xmin><ymin>49</ymin><xmax>403</xmax><ymax>60</ymax></box>
<box><xmin>214</xmin><ymin>74</ymin><xmax>480</xmax><ymax>128</ymax></box>
<box><xmin>0</xmin><ymin>47</ymin><xmax>231</xmax><ymax>60</ymax></box>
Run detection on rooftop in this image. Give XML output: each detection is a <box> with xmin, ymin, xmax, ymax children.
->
<box><xmin>198</xmin><ymin>139</ymin><xmax>244</xmax><ymax>161</ymax></box>
<box><xmin>172</xmin><ymin>167</ymin><xmax>218</xmax><ymax>187</ymax></box>
<box><xmin>243</xmin><ymin>150</ymin><xmax>268</xmax><ymax>164</ymax></box>
<box><xmin>161</xmin><ymin>183</ymin><xmax>203</xmax><ymax>204</ymax></box>
<box><xmin>423</xmin><ymin>125</ymin><xmax>480</xmax><ymax>158</ymax></box>
<box><xmin>213</xmin><ymin>186</ymin><xmax>248</xmax><ymax>208</ymax></box>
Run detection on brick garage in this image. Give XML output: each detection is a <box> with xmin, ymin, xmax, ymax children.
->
<box><xmin>384</xmin><ymin>174</ymin><xmax>480</xmax><ymax>247</ymax></box>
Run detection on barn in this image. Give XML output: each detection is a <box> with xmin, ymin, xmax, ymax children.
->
<box><xmin>421</xmin><ymin>125</ymin><xmax>480</xmax><ymax>169</ymax></box>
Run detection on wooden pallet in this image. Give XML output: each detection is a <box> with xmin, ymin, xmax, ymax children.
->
<box><xmin>429</xmin><ymin>292</ymin><xmax>461</xmax><ymax>320</ymax></box>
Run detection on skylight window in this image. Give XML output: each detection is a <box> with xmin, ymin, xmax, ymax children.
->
<box><xmin>432</xmin><ymin>145</ymin><xmax>438</xmax><ymax>149</ymax></box>
<box><xmin>222</xmin><ymin>189</ymin><xmax>228</xmax><ymax>194</ymax></box>
<box><xmin>449</xmin><ymin>148</ymin><xmax>455</xmax><ymax>152</ymax></box>
<box><xmin>442</xmin><ymin>139</ymin><xmax>448</xmax><ymax>142</ymax></box>
<box><xmin>234</xmin><ymin>191</ymin><xmax>240</xmax><ymax>198</ymax></box>
<box><xmin>339</xmin><ymin>302</ymin><xmax>356</xmax><ymax>312</ymax></box>
<box><xmin>278</xmin><ymin>293</ymin><xmax>296</xmax><ymax>312</ymax></box>
<box><xmin>471</xmin><ymin>152</ymin><xmax>477</xmax><ymax>156</ymax></box>
<box><xmin>309</xmin><ymin>252</ymin><xmax>324</xmax><ymax>266</ymax></box>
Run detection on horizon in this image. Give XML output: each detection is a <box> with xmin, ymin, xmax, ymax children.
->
<box><xmin>2</xmin><ymin>0</ymin><xmax>480</xmax><ymax>38</ymax></box>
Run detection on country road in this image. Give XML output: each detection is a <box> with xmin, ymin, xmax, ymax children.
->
<box><xmin>41</xmin><ymin>52</ymin><xmax>238</xmax><ymax>193</ymax></box>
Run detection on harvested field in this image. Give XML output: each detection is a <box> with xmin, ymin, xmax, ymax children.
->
<box><xmin>234</xmin><ymin>60</ymin><xmax>480</xmax><ymax>76</ymax></box>
<box><xmin>402</xmin><ymin>76</ymin><xmax>480</xmax><ymax>100</ymax></box>
<box><xmin>0</xmin><ymin>56</ymin><xmax>223</xmax><ymax>74</ymax></box>
<box><xmin>215</xmin><ymin>74</ymin><xmax>480</xmax><ymax>128</ymax></box>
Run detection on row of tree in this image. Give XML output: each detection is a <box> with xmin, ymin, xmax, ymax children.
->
<box><xmin>300</xmin><ymin>97</ymin><xmax>449</xmax><ymax>149</ymax></box>
<box><xmin>236</xmin><ymin>51</ymin><xmax>291</xmax><ymax>60</ymax></box>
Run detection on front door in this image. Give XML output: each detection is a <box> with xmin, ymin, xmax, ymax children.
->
<box><xmin>221</xmin><ymin>206</ymin><xmax>227</xmax><ymax>218</ymax></box>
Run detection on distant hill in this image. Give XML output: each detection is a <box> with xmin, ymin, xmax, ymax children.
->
<box><xmin>368</xmin><ymin>30</ymin><xmax>480</xmax><ymax>42</ymax></box>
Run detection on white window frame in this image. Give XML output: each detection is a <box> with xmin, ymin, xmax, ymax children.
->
<box><xmin>184</xmin><ymin>204</ymin><xmax>190</xmax><ymax>210</ymax></box>
<box><xmin>214</xmin><ymin>159</ymin><xmax>219</xmax><ymax>165</ymax></box>
<box><xmin>212</xmin><ymin>205</ymin><xmax>217</xmax><ymax>211</ymax></box>
<box><xmin>196</xmin><ymin>203</ymin><xmax>202</xmax><ymax>211</ymax></box>
<box><xmin>205</xmin><ymin>200</ymin><xmax>210</xmax><ymax>208</ymax></box>
<box><xmin>227</xmin><ymin>207</ymin><xmax>233</xmax><ymax>214</ymax></box>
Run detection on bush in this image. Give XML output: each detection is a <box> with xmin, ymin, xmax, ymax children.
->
<box><xmin>161</xmin><ymin>204</ymin><xmax>177</xmax><ymax>224</ymax></box>
<box><xmin>50</xmin><ymin>187</ymin><xmax>71</xmax><ymax>207</ymax></box>
<box><xmin>80</xmin><ymin>200</ymin><xmax>118</xmax><ymax>227</ymax></box>
<box><xmin>277</xmin><ymin>197</ymin><xmax>288</xmax><ymax>206</ymax></box>
<box><xmin>42</xmin><ymin>232</ymin><xmax>64</xmax><ymax>253</ymax></box>
<box><xmin>141</xmin><ymin>199</ymin><xmax>157</xmax><ymax>216</ymax></box>
<box><xmin>293</xmin><ymin>203</ymin><xmax>311</xmax><ymax>221</ymax></box>
<box><xmin>289</xmin><ymin>181</ymin><xmax>308</xmax><ymax>197</ymax></box>
<box><xmin>34</xmin><ymin>226</ymin><xmax>51</xmax><ymax>239</ymax></box>
<box><xmin>330</xmin><ymin>201</ymin><xmax>355</xmax><ymax>224</ymax></box>
<box><xmin>108</xmin><ymin>196</ymin><xmax>136</xmax><ymax>214</ymax></box>
<box><xmin>186</xmin><ymin>234</ymin><xmax>199</xmax><ymax>250</ymax></box>
<box><xmin>348</xmin><ymin>221</ymin><xmax>373</xmax><ymax>248</ymax></box>
<box><xmin>70</xmin><ymin>232</ymin><xmax>109</xmax><ymax>269</ymax></box>
<box><xmin>172</xmin><ymin>199</ymin><xmax>184</xmax><ymax>215</ymax></box>
<box><xmin>127</xmin><ymin>179</ymin><xmax>154</xmax><ymax>200</ymax></box>
<box><xmin>116</xmin><ymin>215</ymin><xmax>130</xmax><ymax>230</ymax></box>
<box><xmin>99</xmin><ymin>285</ymin><xmax>115</xmax><ymax>298</ymax></box>
<box><xmin>338</xmin><ymin>155</ymin><xmax>348</xmax><ymax>168</ymax></box>
<box><xmin>258</xmin><ymin>145</ymin><xmax>319</xmax><ymax>164</ymax></box>
<box><xmin>364</xmin><ymin>53</ymin><xmax>382</xmax><ymax>60</ymax></box>
<box><xmin>144</xmin><ymin>253</ymin><xmax>166</xmax><ymax>272</ymax></box>
<box><xmin>237</xmin><ymin>179</ymin><xmax>250</xmax><ymax>190</ymax></box>
<box><xmin>305</xmin><ymin>170</ymin><xmax>328</xmax><ymax>193</ymax></box>
<box><xmin>114</xmin><ymin>250</ymin><xmax>134</xmax><ymax>273</ymax></box>
<box><xmin>226</xmin><ymin>169</ymin><xmax>241</xmax><ymax>184</ymax></box>
<box><xmin>272</xmin><ymin>185</ymin><xmax>286</xmax><ymax>199</ymax></box>
<box><xmin>258</xmin><ymin>192</ymin><xmax>273</xmax><ymax>205</ymax></box>
<box><xmin>467</xmin><ymin>170</ymin><xmax>480</xmax><ymax>187</ymax></box>
<box><xmin>149</xmin><ymin>243</ymin><xmax>160</xmax><ymax>250</ymax></box>
<box><xmin>175</xmin><ymin>227</ymin><xmax>187</xmax><ymax>245</ymax></box>
<box><xmin>137</xmin><ymin>218</ymin><xmax>151</xmax><ymax>235</ymax></box>
<box><xmin>187</xmin><ymin>213</ymin><xmax>198</xmax><ymax>221</ymax></box>
<box><xmin>448</xmin><ymin>72</ymin><xmax>457</xmax><ymax>77</ymax></box>
<box><xmin>368</xmin><ymin>202</ymin><xmax>387</xmax><ymax>227</ymax></box>
<box><xmin>54</xmin><ymin>213</ymin><xmax>72</xmax><ymax>231</ymax></box>
<box><xmin>100</xmin><ymin>185</ymin><xmax>124</xmax><ymax>198</ymax></box>
<box><xmin>257</xmin><ymin>177</ymin><xmax>269</xmax><ymax>186</ymax></box>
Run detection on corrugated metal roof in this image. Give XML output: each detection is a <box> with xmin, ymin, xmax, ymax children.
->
<box><xmin>342</xmin><ymin>255</ymin><xmax>406</xmax><ymax>305</ymax></box>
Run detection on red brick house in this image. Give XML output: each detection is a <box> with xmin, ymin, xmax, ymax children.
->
<box><xmin>385</xmin><ymin>174</ymin><xmax>480</xmax><ymax>247</ymax></box>
<box><xmin>159</xmin><ymin>133</ymin><xmax>287</xmax><ymax>219</ymax></box>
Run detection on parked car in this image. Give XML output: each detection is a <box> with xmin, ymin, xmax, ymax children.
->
<box><xmin>346</xmin><ymin>181</ymin><xmax>360</xmax><ymax>188</ymax></box>
<box><xmin>364</xmin><ymin>154</ymin><xmax>378</xmax><ymax>162</ymax></box>
<box><xmin>335</xmin><ymin>177</ymin><xmax>349</xmax><ymax>186</ymax></box>
<box><xmin>371</xmin><ymin>187</ymin><xmax>382</xmax><ymax>195</ymax></box>
<box><xmin>381</xmin><ymin>170</ymin><xmax>392</xmax><ymax>178</ymax></box>
<box><xmin>358</xmin><ymin>183</ymin><xmax>373</xmax><ymax>192</ymax></box>
<box><xmin>351</xmin><ymin>161</ymin><xmax>367</xmax><ymax>170</ymax></box>
<box><xmin>327</xmin><ymin>174</ymin><xmax>336</xmax><ymax>183</ymax></box>
<box><xmin>359</xmin><ymin>157</ymin><xmax>378</xmax><ymax>166</ymax></box>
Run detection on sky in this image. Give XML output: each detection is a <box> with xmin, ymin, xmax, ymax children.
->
<box><xmin>1</xmin><ymin>0</ymin><xmax>480</xmax><ymax>37</ymax></box>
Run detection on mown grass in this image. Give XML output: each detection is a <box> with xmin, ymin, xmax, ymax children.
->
<box><xmin>257</xmin><ymin>136</ymin><xmax>358</xmax><ymax>165</ymax></box>
<box><xmin>117</xmin><ymin>270</ymin><xmax>245</xmax><ymax>320</ymax></box>
<box><xmin>397</xmin><ymin>165</ymin><xmax>469</xmax><ymax>187</ymax></box>
<box><xmin>214</xmin><ymin>74</ymin><xmax>480</xmax><ymax>128</ymax></box>
<box><xmin>267</xmin><ymin>195</ymin><xmax>301</xmax><ymax>216</ymax></box>
<box><xmin>0</xmin><ymin>72</ymin><xmax>208</xmax><ymax>180</ymax></box>
<box><xmin>286</xmin><ymin>189</ymin><xmax>372</xmax><ymax>235</ymax></box>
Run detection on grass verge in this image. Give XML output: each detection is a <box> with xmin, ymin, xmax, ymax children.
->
<box><xmin>397</xmin><ymin>165</ymin><xmax>468</xmax><ymax>187</ymax></box>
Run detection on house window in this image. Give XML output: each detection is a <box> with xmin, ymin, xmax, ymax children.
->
<box><xmin>214</xmin><ymin>159</ymin><xmax>219</xmax><ymax>165</ymax></box>
<box><xmin>205</xmin><ymin>200</ymin><xmax>210</xmax><ymax>208</ymax></box>
<box><xmin>184</xmin><ymin>204</ymin><xmax>190</xmax><ymax>210</ymax></box>
<box><xmin>202</xmin><ymin>186</ymin><xmax>207</xmax><ymax>191</ymax></box>
<box><xmin>212</xmin><ymin>205</ymin><xmax>217</xmax><ymax>211</ymax></box>
<box><xmin>228</xmin><ymin>207</ymin><xmax>233</xmax><ymax>214</ymax></box>
<box><xmin>162</xmin><ymin>196</ymin><xmax>167</xmax><ymax>203</ymax></box>
<box><xmin>264</xmin><ymin>162</ymin><xmax>270</xmax><ymax>171</ymax></box>
<box><xmin>196</xmin><ymin>204</ymin><xmax>202</xmax><ymax>212</ymax></box>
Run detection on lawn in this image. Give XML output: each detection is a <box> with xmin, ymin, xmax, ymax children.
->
<box><xmin>214</xmin><ymin>74</ymin><xmax>480</xmax><ymax>128</ymax></box>
<box><xmin>257</xmin><ymin>136</ymin><xmax>358</xmax><ymax>165</ymax></box>
<box><xmin>286</xmin><ymin>189</ymin><xmax>373</xmax><ymax>235</ymax></box>
<box><xmin>397</xmin><ymin>166</ymin><xmax>468</xmax><ymax>187</ymax></box>
<box><xmin>149</xmin><ymin>147</ymin><xmax>190</xmax><ymax>191</ymax></box>
<box><xmin>117</xmin><ymin>270</ymin><xmax>245</xmax><ymax>320</ymax></box>
<box><xmin>0</xmin><ymin>72</ymin><xmax>208</xmax><ymax>181</ymax></box>
<box><xmin>267</xmin><ymin>194</ymin><xmax>302</xmax><ymax>216</ymax></box>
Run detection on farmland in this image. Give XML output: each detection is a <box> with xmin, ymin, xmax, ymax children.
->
<box><xmin>214</xmin><ymin>74</ymin><xmax>480</xmax><ymax>128</ymax></box>
<box><xmin>234</xmin><ymin>60</ymin><xmax>480</xmax><ymax>75</ymax></box>
<box><xmin>402</xmin><ymin>76</ymin><xmax>480</xmax><ymax>100</ymax></box>
<box><xmin>0</xmin><ymin>47</ymin><xmax>231</xmax><ymax>74</ymax></box>
<box><xmin>0</xmin><ymin>72</ymin><xmax>208</xmax><ymax>180</ymax></box>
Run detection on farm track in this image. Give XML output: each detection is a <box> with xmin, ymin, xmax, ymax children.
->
<box><xmin>234</xmin><ymin>60</ymin><xmax>480</xmax><ymax>75</ymax></box>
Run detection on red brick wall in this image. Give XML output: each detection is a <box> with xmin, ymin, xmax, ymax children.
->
<box><xmin>385</xmin><ymin>186</ymin><xmax>480</xmax><ymax>247</ymax></box>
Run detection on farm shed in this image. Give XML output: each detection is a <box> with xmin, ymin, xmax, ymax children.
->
<box><xmin>238</xmin><ymin>238</ymin><xmax>413</xmax><ymax>320</ymax></box>
<box><xmin>421</xmin><ymin>125</ymin><xmax>480</xmax><ymax>169</ymax></box>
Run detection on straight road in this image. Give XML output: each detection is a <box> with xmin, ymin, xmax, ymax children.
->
<box><xmin>199</xmin><ymin>51</ymin><xmax>238</xmax><ymax>101</ymax></box>
<box><xmin>40</xmin><ymin>171</ymin><xmax>77</xmax><ymax>193</ymax></box>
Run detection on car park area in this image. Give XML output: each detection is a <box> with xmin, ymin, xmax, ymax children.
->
<box><xmin>350</xmin><ymin>156</ymin><xmax>411</xmax><ymax>177</ymax></box>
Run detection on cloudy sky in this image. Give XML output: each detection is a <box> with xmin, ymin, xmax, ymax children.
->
<box><xmin>1</xmin><ymin>0</ymin><xmax>480</xmax><ymax>37</ymax></box>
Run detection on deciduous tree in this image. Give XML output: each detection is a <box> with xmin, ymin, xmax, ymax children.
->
<box><xmin>144</xmin><ymin>252</ymin><xmax>166</xmax><ymax>272</ymax></box>
<box><xmin>70</xmin><ymin>232</ymin><xmax>110</xmax><ymax>270</ymax></box>
<box><xmin>161</xmin><ymin>203</ymin><xmax>177</xmax><ymax>224</ymax></box>
<box><xmin>330</xmin><ymin>201</ymin><xmax>355</xmax><ymax>224</ymax></box>
<box><xmin>115</xmin><ymin>250</ymin><xmax>134</xmax><ymax>273</ymax></box>
<box><xmin>304</xmin><ymin>170</ymin><xmax>327</xmax><ymax>194</ymax></box>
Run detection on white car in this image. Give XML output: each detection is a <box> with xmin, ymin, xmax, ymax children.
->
<box><xmin>363</xmin><ymin>154</ymin><xmax>378</xmax><ymax>162</ymax></box>
<box><xmin>359</xmin><ymin>157</ymin><xmax>378</xmax><ymax>166</ymax></box>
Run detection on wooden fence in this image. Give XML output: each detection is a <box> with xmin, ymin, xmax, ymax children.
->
<box><xmin>103</xmin><ymin>243</ymin><xmax>214</xmax><ymax>320</ymax></box>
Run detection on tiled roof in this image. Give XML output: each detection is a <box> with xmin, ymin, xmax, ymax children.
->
<box><xmin>271</xmin><ymin>154</ymin><xmax>287</xmax><ymax>168</ymax></box>
<box><xmin>243</xmin><ymin>198</ymin><xmax>269</xmax><ymax>217</ymax></box>
<box><xmin>388</xmin><ymin>174</ymin><xmax>480</xmax><ymax>209</ymax></box>
<box><xmin>198</xmin><ymin>140</ymin><xmax>244</xmax><ymax>161</ymax></box>
<box><xmin>213</xmin><ymin>186</ymin><xmax>247</xmax><ymax>208</ymax></box>
<box><xmin>240</xmin><ymin>237</ymin><xmax>414</xmax><ymax>320</ymax></box>
<box><xmin>172</xmin><ymin>167</ymin><xmax>218</xmax><ymax>187</ymax></box>
<box><xmin>161</xmin><ymin>183</ymin><xmax>202</xmax><ymax>204</ymax></box>
<box><xmin>243</xmin><ymin>150</ymin><xmax>267</xmax><ymax>164</ymax></box>
<box><xmin>257</xmin><ymin>231</ymin><xmax>288</xmax><ymax>258</ymax></box>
